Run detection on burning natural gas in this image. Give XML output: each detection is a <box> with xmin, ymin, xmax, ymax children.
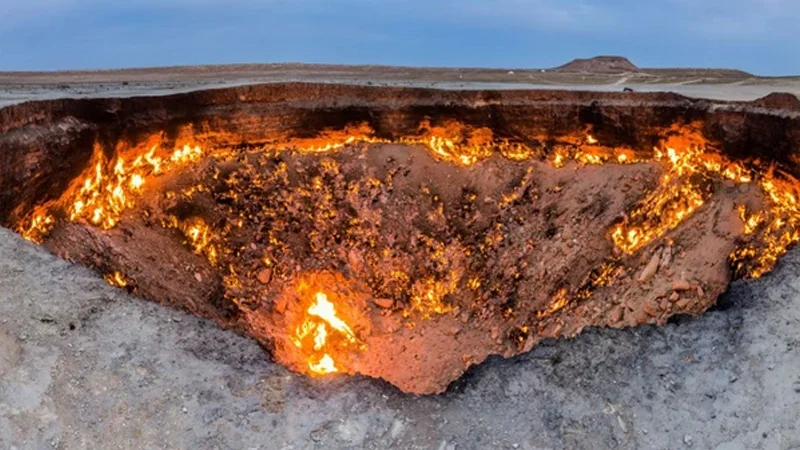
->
<box><xmin>4</xmin><ymin>86</ymin><xmax>799</xmax><ymax>393</ymax></box>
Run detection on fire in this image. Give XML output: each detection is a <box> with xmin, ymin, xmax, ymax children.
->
<box><xmin>14</xmin><ymin>119</ymin><xmax>800</xmax><ymax>332</ymax></box>
<box><xmin>19</xmin><ymin>211</ymin><xmax>54</xmax><ymax>242</ymax></box>
<box><xmin>292</xmin><ymin>291</ymin><xmax>363</xmax><ymax>375</ymax></box>
<box><xmin>550</xmin><ymin>142</ymin><xmax>638</xmax><ymax>168</ymax></box>
<box><xmin>279</xmin><ymin>124</ymin><xmax>388</xmax><ymax>154</ymax></box>
<box><xmin>280</xmin><ymin>121</ymin><xmax>534</xmax><ymax>168</ymax></box>
<box><xmin>610</xmin><ymin>142</ymin><xmax>753</xmax><ymax>254</ymax></box>
<box><xmin>181</xmin><ymin>218</ymin><xmax>219</xmax><ymax>265</ymax></box>
<box><xmin>737</xmin><ymin>205</ymin><xmax>765</xmax><ymax>235</ymax></box>
<box><xmin>157</xmin><ymin>215</ymin><xmax>221</xmax><ymax>266</ymax></box>
<box><xmin>18</xmin><ymin>143</ymin><xmax>204</xmax><ymax>242</ymax></box>
<box><xmin>68</xmin><ymin>144</ymin><xmax>203</xmax><ymax>229</ymax></box>
<box><xmin>537</xmin><ymin>288</ymin><xmax>570</xmax><ymax>319</ymax></box>
<box><xmin>103</xmin><ymin>270</ymin><xmax>128</xmax><ymax>288</ymax></box>
<box><xmin>308</xmin><ymin>292</ymin><xmax>358</xmax><ymax>341</ymax></box>
<box><xmin>731</xmin><ymin>174</ymin><xmax>800</xmax><ymax>278</ymax></box>
<box><xmin>405</xmin><ymin>276</ymin><xmax>456</xmax><ymax>319</ymax></box>
<box><xmin>309</xmin><ymin>354</ymin><xmax>337</xmax><ymax>374</ymax></box>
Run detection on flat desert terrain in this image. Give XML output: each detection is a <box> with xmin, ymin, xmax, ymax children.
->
<box><xmin>2</xmin><ymin>59</ymin><xmax>800</xmax><ymax>107</ymax></box>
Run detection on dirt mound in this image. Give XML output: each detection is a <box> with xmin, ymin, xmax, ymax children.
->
<box><xmin>553</xmin><ymin>56</ymin><xmax>639</xmax><ymax>74</ymax></box>
<box><xmin>752</xmin><ymin>92</ymin><xmax>800</xmax><ymax>111</ymax></box>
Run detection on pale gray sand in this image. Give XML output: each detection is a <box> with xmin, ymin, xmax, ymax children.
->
<box><xmin>2</xmin><ymin>77</ymin><xmax>799</xmax><ymax>108</ymax></box>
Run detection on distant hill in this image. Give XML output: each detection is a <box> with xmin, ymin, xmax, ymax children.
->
<box><xmin>553</xmin><ymin>56</ymin><xmax>639</xmax><ymax>74</ymax></box>
<box><xmin>551</xmin><ymin>56</ymin><xmax>754</xmax><ymax>78</ymax></box>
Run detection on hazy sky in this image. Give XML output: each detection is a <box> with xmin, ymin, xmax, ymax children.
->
<box><xmin>1</xmin><ymin>0</ymin><xmax>798</xmax><ymax>74</ymax></box>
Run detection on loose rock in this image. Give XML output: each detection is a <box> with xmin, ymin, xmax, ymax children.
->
<box><xmin>257</xmin><ymin>268</ymin><xmax>272</xmax><ymax>285</ymax></box>
<box><xmin>274</xmin><ymin>296</ymin><xmax>288</xmax><ymax>314</ymax></box>
<box><xmin>374</xmin><ymin>298</ymin><xmax>394</xmax><ymax>309</ymax></box>
<box><xmin>672</xmin><ymin>279</ymin><xmax>692</xmax><ymax>291</ymax></box>
<box><xmin>610</xmin><ymin>305</ymin><xmax>624</xmax><ymax>322</ymax></box>
<box><xmin>659</xmin><ymin>245</ymin><xmax>672</xmax><ymax>269</ymax></box>
<box><xmin>637</xmin><ymin>252</ymin><xmax>661</xmax><ymax>282</ymax></box>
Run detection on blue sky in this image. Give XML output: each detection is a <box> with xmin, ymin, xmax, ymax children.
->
<box><xmin>1</xmin><ymin>0</ymin><xmax>798</xmax><ymax>75</ymax></box>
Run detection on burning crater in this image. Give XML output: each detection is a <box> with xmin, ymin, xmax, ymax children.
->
<box><xmin>2</xmin><ymin>85</ymin><xmax>800</xmax><ymax>394</ymax></box>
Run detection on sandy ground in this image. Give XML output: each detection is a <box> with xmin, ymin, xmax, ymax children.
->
<box><xmin>1</xmin><ymin>63</ymin><xmax>800</xmax><ymax>107</ymax></box>
<box><xmin>1</xmin><ymin>74</ymin><xmax>800</xmax><ymax>449</ymax></box>
<box><xmin>2</xmin><ymin>80</ymin><xmax>800</xmax><ymax>108</ymax></box>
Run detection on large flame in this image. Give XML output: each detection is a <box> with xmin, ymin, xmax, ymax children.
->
<box><xmin>610</xmin><ymin>141</ymin><xmax>753</xmax><ymax>254</ymax></box>
<box><xmin>731</xmin><ymin>174</ymin><xmax>800</xmax><ymax>278</ymax></box>
<box><xmin>69</xmin><ymin>144</ymin><xmax>202</xmax><ymax>230</ymax></box>
<box><xmin>19</xmin><ymin>143</ymin><xmax>204</xmax><ymax>242</ymax></box>
<box><xmin>291</xmin><ymin>291</ymin><xmax>362</xmax><ymax>375</ymax></box>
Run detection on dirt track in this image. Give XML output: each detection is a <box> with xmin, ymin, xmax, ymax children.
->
<box><xmin>1</xmin><ymin>75</ymin><xmax>800</xmax><ymax>449</ymax></box>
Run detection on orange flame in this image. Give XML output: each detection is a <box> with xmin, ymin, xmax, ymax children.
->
<box><xmin>14</xmin><ymin>122</ymin><xmax>800</xmax><ymax>287</ymax></box>
<box><xmin>610</xmin><ymin>142</ymin><xmax>752</xmax><ymax>254</ymax></box>
<box><xmin>18</xmin><ymin>143</ymin><xmax>204</xmax><ymax>242</ymax></box>
<box><xmin>308</xmin><ymin>354</ymin><xmax>337</xmax><ymax>374</ymax></box>
<box><xmin>292</xmin><ymin>292</ymin><xmax>362</xmax><ymax>375</ymax></box>
<box><xmin>103</xmin><ymin>271</ymin><xmax>128</xmax><ymax>288</ymax></box>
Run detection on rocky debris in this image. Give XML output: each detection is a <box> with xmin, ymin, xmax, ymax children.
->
<box><xmin>257</xmin><ymin>268</ymin><xmax>272</xmax><ymax>285</ymax></box>
<box><xmin>390</xmin><ymin>419</ymin><xmax>405</xmax><ymax>439</ymax></box>
<box><xmin>672</xmin><ymin>279</ymin><xmax>692</xmax><ymax>291</ymax></box>
<box><xmin>274</xmin><ymin>296</ymin><xmax>288</xmax><ymax>314</ymax></box>
<box><xmin>437</xmin><ymin>440</ymin><xmax>457</xmax><ymax>450</ymax></box>
<box><xmin>659</xmin><ymin>246</ymin><xmax>672</xmax><ymax>269</ymax></box>
<box><xmin>373</xmin><ymin>298</ymin><xmax>394</xmax><ymax>309</ymax></box>
<box><xmin>638</xmin><ymin>252</ymin><xmax>661</xmax><ymax>282</ymax></box>
<box><xmin>610</xmin><ymin>305</ymin><xmax>624</xmax><ymax>322</ymax></box>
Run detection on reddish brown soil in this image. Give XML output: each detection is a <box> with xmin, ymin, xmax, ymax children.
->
<box><xmin>36</xmin><ymin>141</ymin><xmax>758</xmax><ymax>393</ymax></box>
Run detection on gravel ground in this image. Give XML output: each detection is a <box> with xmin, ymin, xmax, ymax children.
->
<box><xmin>2</xmin><ymin>78</ymin><xmax>800</xmax><ymax>108</ymax></box>
<box><xmin>1</xmin><ymin>216</ymin><xmax>799</xmax><ymax>449</ymax></box>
